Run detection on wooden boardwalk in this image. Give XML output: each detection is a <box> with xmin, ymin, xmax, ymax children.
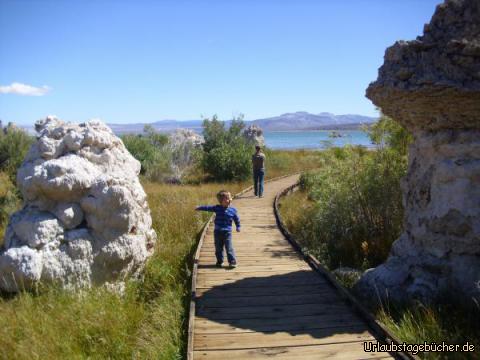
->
<box><xmin>189</xmin><ymin>175</ymin><xmax>395</xmax><ymax>359</ymax></box>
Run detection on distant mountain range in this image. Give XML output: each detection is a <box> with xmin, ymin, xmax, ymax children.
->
<box><xmin>20</xmin><ymin>112</ymin><xmax>377</xmax><ymax>134</ymax></box>
<box><xmin>108</xmin><ymin>112</ymin><xmax>377</xmax><ymax>134</ymax></box>
<box><xmin>252</xmin><ymin>112</ymin><xmax>376</xmax><ymax>131</ymax></box>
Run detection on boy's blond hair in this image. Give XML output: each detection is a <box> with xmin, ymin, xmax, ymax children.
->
<box><xmin>216</xmin><ymin>190</ymin><xmax>232</xmax><ymax>203</ymax></box>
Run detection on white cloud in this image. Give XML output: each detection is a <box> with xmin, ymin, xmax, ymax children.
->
<box><xmin>0</xmin><ymin>82</ymin><xmax>51</xmax><ymax>96</ymax></box>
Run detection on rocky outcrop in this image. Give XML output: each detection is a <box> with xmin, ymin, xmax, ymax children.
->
<box><xmin>355</xmin><ymin>0</ymin><xmax>480</xmax><ymax>304</ymax></box>
<box><xmin>243</xmin><ymin>125</ymin><xmax>265</xmax><ymax>147</ymax></box>
<box><xmin>169</xmin><ymin>128</ymin><xmax>204</xmax><ymax>148</ymax></box>
<box><xmin>0</xmin><ymin>116</ymin><xmax>157</xmax><ymax>292</ymax></box>
<box><xmin>167</xmin><ymin>129</ymin><xmax>203</xmax><ymax>183</ymax></box>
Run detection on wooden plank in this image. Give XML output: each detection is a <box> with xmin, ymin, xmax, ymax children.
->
<box><xmin>202</xmin><ymin>240</ymin><xmax>288</xmax><ymax>245</ymax></box>
<box><xmin>198</xmin><ymin>255</ymin><xmax>303</xmax><ymax>262</ymax></box>
<box><xmin>196</xmin><ymin>293</ymin><xmax>339</xmax><ymax>308</ymax></box>
<box><xmin>198</xmin><ymin>259</ymin><xmax>306</xmax><ymax>272</ymax></box>
<box><xmin>195</xmin><ymin>283</ymin><xmax>331</xmax><ymax>297</ymax></box>
<box><xmin>205</xmin><ymin>230</ymin><xmax>281</xmax><ymax>235</ymax></box>
<box><xmin>199</xmin><ymin>252</ymin><xmax>302</xmax><ymax>258</ymax></box>
<box><xmin>201</xmin><ymin>246</ymin><xmax>294</xmax><ymax>252</ymax></box>
<box><xmin>200</xmin><ymin>248</ymin><xmax>295</xmax><ymax>254</ymax></box>
<box><xmin>230</xmin><ymin>240</ymin><xmax>290</xmax><ymax>245</ymax></box>
<box><xmin>202</xmin><ymin>233</ymin><xmax>281</xmax><ymax>239</ymax></box>
<box><xmin>201</xmin><ymin>238</ymin><xmax>290</xmax><ymax>244</ymax></box>
<box><xmin>198</xmin><ymin>252</ymin><xmax>301</xmax><ymax>259</ymax></box>
<box><xmin>197</xmin><ymin>258</ymin><xmax>305</xmax><ymax>266</ymax></box>
<box><xmin>200</xmin><ymin>249</ymin><xmax>296</xmax><ymax>253</ymax></box>
<box><xmin>196</xmin><ymin>269</ymin><xmax>314</xmax><ymax>279</ymax></box>
<box><xmin>194</xmin><ymin>342</ymin><xmax>393</xmax><ymax>359</ymax></box>
<box><xmin>231</xmin><ymin>240</ymin><xmax>290</xmax><ymax>244</ymax></box>
<box><xmin>194</xmin><ymin>326</ymin><xmax>374</xmax><ymax>350</ymax></box>
<box><xmin>194</xmin><ymin>313</ymin><xmax>364</xmax><ymax>334</ymax></box>
<box><xmin>196</xmin><ymin>274</ymin><xmax>325</xmax><ymax>288</ymax></box>
<box><xmin>196</xmin><ymin>272</ymin><xmax>323</xmax><ymax>286</ymax></box>
<box><xmin>197</xmin><ymin>264</ymin><xmax>310</xmax><ymax>274</ymax></box>
<box><xmin>200</xmin><ymin>250</ymin><xmax>297</xmax><ymax>256</ymax></box>
<box><xmin>205</xmin><ymin>229</ymin><xmax>281</xmax><ymax>234</ymax></box>
<box><xmin>202</xmin><ymin>239</ymin><xmax>289</xmax><ymax>245</ymax></box>
<box><xmin>196</xmin><ymin>303</ymin><xmax>354</xmax><ymax>320</ymax></box>
<box><xmin>233</xmin><ymin>221</ymin><xmax>278</xmax><ymax>225</ymax></box>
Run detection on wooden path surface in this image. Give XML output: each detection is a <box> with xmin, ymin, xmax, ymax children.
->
<box><xmin>190</xmin><ymin>175</ymin><xmax>395</xmax><ymax>359</ymax></box>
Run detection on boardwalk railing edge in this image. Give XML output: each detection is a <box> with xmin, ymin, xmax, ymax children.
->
<box><xmin>274</xmin><ymin>182</ymin><xmax>420</xmax><ymax>360</ymax></box>
<box><xmin>186</xmin><ymin>173</ymin><xmax>298</xmax><ymax>360</ymax></box>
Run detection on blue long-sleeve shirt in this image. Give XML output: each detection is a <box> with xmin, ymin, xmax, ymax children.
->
<box><xmin>195</xmin><ymin>205</ymin><xmax>241</xmax><ymax>232</ymax></box>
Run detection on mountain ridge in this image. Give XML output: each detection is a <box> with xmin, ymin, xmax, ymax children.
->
<box><xmin>108</xmin><ymin>112</ymin><xmax>377</xmax><ymax>134</ymax></box>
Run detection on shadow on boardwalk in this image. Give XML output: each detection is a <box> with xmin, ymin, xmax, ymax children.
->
<box><xmin>195</xmin><ymin>270</ymin><xmax>370</xmax><ymax>340</ymax></box>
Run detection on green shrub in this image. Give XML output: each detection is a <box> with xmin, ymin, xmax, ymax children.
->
<box><xmin>201</xmin><ymin>116</ymin><xmax>251</xmax><ymax>181</ymax></box>
<box><xmin>121</xmin><ymin>128</ymin><xmax>173</xmax><ymax>182</ymax></box>
<box><xmin>367</xmin><ymin>115</ymin><xmax>413</xmax><ymax>156</ymax></box>
<box><xmin>283</xmin><ymin>115</ymin><xmax>412</xmax><ymax>270</ymax></box>
<box><xmin>0</xmin><ymin>172</ymin><xmax>21</xmax><ymax>246</ymax></box>
<box><xmin>0</xmin><ymin>125</ymin><xmax>34</xmax><ymax>181</ymax></box>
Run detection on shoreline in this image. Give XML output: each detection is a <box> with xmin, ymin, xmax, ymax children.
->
<box><xmin>267</xmin><ymin>145</ymin><xmax>377</xmax><ymax>151</ymax></box>
<box><xmin>263</xmin><ymin>129</ymin><xmax>366</xmax><ymax>133</ymax></box>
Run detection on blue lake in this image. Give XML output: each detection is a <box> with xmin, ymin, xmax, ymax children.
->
<box><xmin>264</xmin><ymin>130</ymin><xmax>374</xmax><ymax>150</ymax></box>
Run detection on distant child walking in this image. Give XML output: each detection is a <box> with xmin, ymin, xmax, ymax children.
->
<box><xmin>196</xmin><ymin>190</ymin><xmax>240</xmax><ymax>268</ymax></box>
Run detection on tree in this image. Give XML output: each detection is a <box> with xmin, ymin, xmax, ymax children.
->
<box><xmin>201</xmin><ymin>115</ymin><xmax>251</xmax><ymax>181</ymax></box>
<box><xmin>367</xmin><ymin>114</ymin><xmax>413</xmax><ymax>156</ymax></box>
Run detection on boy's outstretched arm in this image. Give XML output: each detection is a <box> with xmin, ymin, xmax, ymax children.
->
<box><xmin>195</xmin><ymin>205</ymin><xmax>216</xmax><ymax>212</ymax></box>
<box><xmin>233</xmin><ymin>209</ymin><xmax>241</xmax><ymax>232</ymax></box>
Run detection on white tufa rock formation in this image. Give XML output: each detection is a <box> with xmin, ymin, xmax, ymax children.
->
<box><xmin>169</xmin><ymin>128</ymin><xmax>204</xmax><ymax>148</ymax></box>
<box><xmin>355</xmin><ymin>0</ymin><xmax>480</xmax><ymax>304</ymax></box>
<box><xmin>0</xmin><ymin>116</ymin><xmax>157</xmax><ymax>292</ymax></box>
<box><xmin>243</xmin><ymin>125</ymin><xmax>265</xmax><ymax>147</ymax></box>
<box><xmin>167</xmin><ymin>128</ymin><xmax>204</xmax><ymax>183</ymax></box>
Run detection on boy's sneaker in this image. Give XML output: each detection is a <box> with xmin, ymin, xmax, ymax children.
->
<box><xmin>215</xmin><ymin>262</ymin><xmax>222</xmax><ymax>268</ymax></box>
<box><xmin>229</xmin><ymin>261</ymin><xmax>237</xmax><ymax>268</ymax></box>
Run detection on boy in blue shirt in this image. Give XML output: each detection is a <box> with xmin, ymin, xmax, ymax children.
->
<box><xmin>196</xmin><ymin>190</ymin><xmax>240</xmax><ymax>268</ymax></box>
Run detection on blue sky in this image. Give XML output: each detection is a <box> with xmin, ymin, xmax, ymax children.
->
<box><xmin>1</xmin><ymin>0</ymin><xmax>439</xmax><ymax>125</ymax></box>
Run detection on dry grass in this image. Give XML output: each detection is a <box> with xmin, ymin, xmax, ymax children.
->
<box><xmin>0</xmin><ymin>175</ymin><xmax>261</xmax><ymax>359</ymax></box>
<box><xmin>265</xmin><ymin>149</ymin><xmax>324</xmax><ymax>178</ymax></box>
<box><xmin>0</xmin><ymin>179</ymin><xmax>250</xmax><ymax>359</ymax></box>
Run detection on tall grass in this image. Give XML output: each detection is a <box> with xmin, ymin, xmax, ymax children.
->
<box><xmin>0</xmin><ymin>126</ymin><xmax>34</xmax><ymax>182</ymax></box>
<box><xmin>377</xmin><ymin>301</ymin><xmax>480</xmax><ymax>360</ymax></box>
<box><xmin>280</xmin><ymin>145</ymin><xmax>407</xmax><ymax>270</ymax></box>
<box><xmin>265</xmin><ymin>149</ymin><xmax>325</xmax><ymax>178</ymax></box>
<box><xmin>0</xmin><ymin>172</ymin><xmax>21</xmax><ymax>247</ymax></box>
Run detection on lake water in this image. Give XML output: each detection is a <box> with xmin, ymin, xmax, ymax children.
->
<box><xmin>264</xmin><ymin>130</ymin><xmax>374</xmax><ymax>150</ymax></box>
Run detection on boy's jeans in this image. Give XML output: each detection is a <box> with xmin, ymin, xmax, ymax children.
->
<box><xmin>214</xmin><ymin>230</ymin><xmax>236</xmax><ymax>264</ymax></box>
<box><xmin>253</xmin><ymin>169</ymin><xmax>265</xmax><ymax>197</ymax></box>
